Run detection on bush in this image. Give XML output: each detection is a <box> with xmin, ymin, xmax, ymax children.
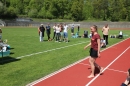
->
<box><xmin>110</xmin><ymin>13</ymin><xmax>120</xmax><ymax>22</ymax></box>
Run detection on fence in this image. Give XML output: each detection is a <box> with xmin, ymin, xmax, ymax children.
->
<box><xmin>3</xmin><ymin>21</ymin><xmax>130</xmax><ymax>29</ymax></box>
<box><xmin>0</xmin><ymin>20</ymin><xmax>6</xmax><ymax>27</ymax></box>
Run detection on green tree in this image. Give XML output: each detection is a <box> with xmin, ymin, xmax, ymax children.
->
<box><xmin>38</xmin><ymin>7</ymin><xmax>46</xmax><ymax>18</ymax></box>
<box><xmin>123</xmin><ymin>0</ymin><xmax>130</xmax><ymax>21</ymax></box>
<box><xmin>108</xmin><ymin>0</ymin><xmax>123</xmax><ymax>21</ymax></box>
<box><xmin>71</xmin><ymin>0</ymin><xmax>84</xmax><ymax>21</ymax></box>
<box><xmin>83</xmin><ymin>0</ymin><xmax>93</xmax><ymax>20</ymax></box>
<box><xmin>9</xmin><ymin>0</ymin><xmax>24</xmax><ymax>14</ymax></box>
<box><xmin>28</xmin><ymin>9</ymin><xmax>38</xmax><ymax>18</ymax></box>
<box><xmin>7</xmin><ymin>6</ymin><xmax>17</xmax><ymax>18</ymax></box>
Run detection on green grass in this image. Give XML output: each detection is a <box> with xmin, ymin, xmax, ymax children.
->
<box><xmin>0</xmin><ymin>27</ymin><xmax>130</xmax><ymax>86</ymax></box>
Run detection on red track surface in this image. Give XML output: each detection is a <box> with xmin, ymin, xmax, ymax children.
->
<box><xmin>29</xmin><ymin>38</ymin><xmax>130</xmax><ymax>86</ymax></box>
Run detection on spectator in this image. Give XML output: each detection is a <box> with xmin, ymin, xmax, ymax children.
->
<box><xmin>102</xmin><ymin>24</ymin><xmax>109</xmax><ymax>45</ymax></box>
<box><xmin>38</xmin><ymin>24</ymin><xmax>45</xmax><ymax>42</ymax></box>
<box><xmin>100</xmin><ymin>38</ymin><xmax>106</xmax><ymax>48</ymax></box>
<box><xmin>84</xmin><ymin>30</ymin><xmax>88</xmax><ymax>38</ymax></box>
<box><xmin>0</xmin><ymin>39</ymin><xmax>10</xmax><ymax>51</ymax></box>
<box><xmin>63</xmin><ymin>23</ymin><xmax>69</xmax><ymax>43</ymax></box>
<box><xmin>52</xmin><ymin>23</ymin><xmax>57</xmax><ymax>40</ymax></box>
<box><xmin>55</xmin><ymin>24</ymin><xmax>61</xmax><ymax>42</ymax></box>
<box><xmin>71</xmin><ymin>24</ymin><xmax>74</xmax><ymax>35</ymax></box>
<box><xmin>46</xmin><ymin>24</ymin><xmax>51</xmax><ymax>41</ymax></box>
<box><xmin>121</xmin><ymin>68</ymin><xmax>130</xmax><ymax>86</ymax></box>
<box><xmin>117</xmin><ymin>31</ymin><xmax>123</xmax><ymax>39</ymax></box>
<box><xmin>60</xmin><ymin>23</ymin><xmax>64</xmax><ymax>42</ymax></box>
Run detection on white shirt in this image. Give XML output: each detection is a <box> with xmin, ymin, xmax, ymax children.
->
<box><xmin>119</xmin><ymin>31</ymin><xmax>123</xmax><ymax>35</ymax></box>
<box><xmin>102</xmin><ymin>26</ymin><xmax>109</xmax><ymax>35</ymax></box>
<box><xmin>101</xmin><ymin>39</ymin><xmax>106</xmax><ymax>45</ymax></box>
<box><xmin>56</xmin><ymin>26</ymin><xmax>60</xmax><ymax>33</ymax></box>
<box><xmin>53</xmin><ymin>25</ymin><xmax>56</xmax><ymax>32</ymax></box>
<box><xmin>0</xmin><ymin>46</ymin><xmax>7</xmax><ymax>52</ymax></box>
<box><xmin>63</xmin><ymin>25</ymin><xmax>68</xmax><ymax>32</ymax></box>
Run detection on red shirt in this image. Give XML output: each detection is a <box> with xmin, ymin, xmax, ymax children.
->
<box><xmin>91</xmin><ymin>34</ymin><xmax>101</xmax><ymax>50</ymax></box>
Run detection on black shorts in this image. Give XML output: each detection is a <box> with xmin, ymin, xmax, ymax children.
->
<box><xmin>89</xmin><ymin>48</ymin><xmax>98</xmax><ymax>58</ymax></box>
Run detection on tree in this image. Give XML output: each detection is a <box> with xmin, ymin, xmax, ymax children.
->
<box><xmin>83</xmin><ymin>0</ymin><xmax>93</xmax><ymax>20</ymax></box>
<box><xmin>108</xmin><ymin>0</ymin><xmax>123</xmax><ymax>21</ymax></box>
<box><xmin>71</xmin><ymin>0</ymin><xmax>84</xmax><ymax>21</ymax></box>
<box><xmin>123</xmin><ymin>0</ymin><xmax>130</xmax><ymax>21</ymax></box>
<box><xmin>37</xmin><ymin>7</ymin><xmax>46</xmax><ymax>18</ymax></box>
<box><xmin>28</xmin><ymin>9</ymin><xmax>38</xmax><ymax>18</ymax></box>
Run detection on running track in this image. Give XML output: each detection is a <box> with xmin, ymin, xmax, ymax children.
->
<box><xmin>27</xmin><ymin>38</ymin><xmax>130</xmax><ymax>86</ymax></box>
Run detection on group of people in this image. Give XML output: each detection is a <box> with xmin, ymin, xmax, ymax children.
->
<box><xmin>38</xmin><ymin>23</ymin><xmax>69</xmax><ymax>43</ymax></box>
<box><xmin>38</xmin><ymin>24</ymin><xmax>51</xmax><ymax>42</ymax></box>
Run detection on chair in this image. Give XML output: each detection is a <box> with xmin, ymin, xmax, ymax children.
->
<box><xmin>0</xmin><ymin>50</ymin><xmax>10</xmax><ymax>57</ymax></box>
<box><xmin>0</xmin><ymin>46</ymin><xmax>11</xmax><ymax>57</ymax></box>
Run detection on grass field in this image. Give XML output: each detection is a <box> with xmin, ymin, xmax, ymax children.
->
<box><xmin>0</xmin><ymin>26</ymin><xmax>130</xmax><ymax>86</ymax></box>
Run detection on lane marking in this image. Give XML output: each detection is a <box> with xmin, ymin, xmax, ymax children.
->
<box><xmin>27</xmin><ymin>38</ymin><xmax>130</xmax><ymax>86</ymax></box>
<box><xmin>16</xmin><ymin>41</ymin><xmax>88</xmax><ymax>59</ymax></box>
<box><xmin>85</xmin><ymin>46</ymin><xmax>130</xmax><ymax>86</ymax></box>
<box><xmin>79</xmin><ymin>63</ymin><xmax>127</xmax><ymax>74</ymax></box>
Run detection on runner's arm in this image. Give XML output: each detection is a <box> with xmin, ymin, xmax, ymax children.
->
<box><xmin>84</xmin><ymin>43</ymin><xmax>91</xmax><ymax>50</ymax></box>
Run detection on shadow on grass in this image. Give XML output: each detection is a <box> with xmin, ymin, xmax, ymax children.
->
<box><xmin>43</xmin><ymin>40</ymin><xmax>48</xmax><ymax>41</ymax></box>
<box><xmin>0</xmin><ymin>56</ymin><xmax>20</xmax><ymax>65</ymax></box>
<box><xmin>10</xmin><ymin>48</ymin><xmax>15</xmax><ymax>50</ymax></box>
<box><xmin>10</xmin><ymin>52</ymin><xmax>15</xmax><ymax>55</ymax></box>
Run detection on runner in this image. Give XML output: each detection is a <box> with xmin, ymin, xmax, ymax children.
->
<box><xmin>84</xmin><ymin>25</ymin><xmax>103</xmax><ymax>78</ymax></box>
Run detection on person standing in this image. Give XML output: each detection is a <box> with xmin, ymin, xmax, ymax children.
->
<box><xmin>63</xmin><ymin>23</ymin><xmax>69</xmax><ymax>43</ymax></box>
<box><xmin>46</xmin><ymin>24</ymin><xmax>51</xmax><ymax>41</ymax></box>
<box><xmin>71</xmin><ymin>24</ymin><xmax>74</xmax><ymax>35</ymax></box>
<box><xmin>55</xmin><ymin>24</ymin><xmax>61</xmax><ymax>42</ymax></box>
<box><xmin>52</xmin><ymin>23</ymin><xmax>57</xmax><ymax>40</ymax></box>
<box><xmin>60</xmin><ymin>23</ymin><xmax>64</xmax><ymax>42</ymax></box>
<box><xmin>84</xmin><ymin>25</ymin><xmax>103</xmax><ymax>78</ymax></box>
<box><xmin>38</xmin><ymin>24</ymin><xmax>45</xmax><ymax>42</ymax></box>
<box><xmin>102</xmin><ymin>24</ymin><xmax>109</xmax><ymax>45</ymax></box>
<box><xmin>0</xmin><ymin>28</ymin><xmax>2</xmax><ymax>39</ymax></box>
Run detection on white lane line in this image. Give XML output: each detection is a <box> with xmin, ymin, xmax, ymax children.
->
<box><xmin>107</xmin><ymin>68</ymin><xmax>127</xmax><ymax>74</ymax></box>
<box><xmin>27</xmin><ymin>38</ymin><xmax>130</xmax><ymax>86</ymax></box>
<box><xmin>16</xmin><ymin>41</ymin><xmax>88</xmax><ymax>59</ymax></box>
<box><xmin>79</xmin><ymin>63</ymin><xmax>127</xmax><ymax>74</ymax></box>
<box><xmin>85</xmin><ymin>46</ymin><xmax>130</xmax><ymax>86</ymax></box>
